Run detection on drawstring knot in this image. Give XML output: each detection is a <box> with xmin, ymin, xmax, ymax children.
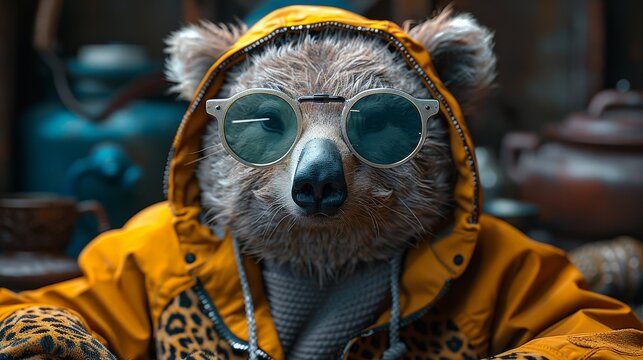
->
<box><xmin>382</xmin><ymin>253</ymin><xmax>408</xmax><ymax>360</ymax></box>
<box><xmin>382</xmin><ymin>341</ymin><xmax>408</xmax><ymax>360</ymax></box>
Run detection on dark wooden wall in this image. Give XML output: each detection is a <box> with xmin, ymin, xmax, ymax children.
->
<box><xmin>0</xmin><ymin>1</ymin><xmax>17</xmax><ymax>192</ymax></box>
<box><xmin>441</xmin><ymin>0</ymin><xmax>607</xmax><ymax>149</ymax></box>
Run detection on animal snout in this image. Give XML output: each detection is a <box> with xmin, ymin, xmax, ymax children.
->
<box><xmin>292</xmin><ymin>139</ymin><xmax>347</xmax><ymax>216</ymax></box>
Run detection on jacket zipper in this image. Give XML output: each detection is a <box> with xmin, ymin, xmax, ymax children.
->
<box><xmin>193</xmin><ymin>278</ymin><xmax>273</xmax><ymax>360</ymax></box>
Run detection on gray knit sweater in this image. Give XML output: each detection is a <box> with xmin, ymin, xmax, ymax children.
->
<box><xmin>262</xmin><ymin>261</ymin><xmax>391</xmax><ymax>359</ymax></box>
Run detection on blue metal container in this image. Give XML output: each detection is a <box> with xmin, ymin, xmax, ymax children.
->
<box><xmin>19</xmin><ymin>44</ymin><xmax>186</xmax><ymax>255</ymax></box>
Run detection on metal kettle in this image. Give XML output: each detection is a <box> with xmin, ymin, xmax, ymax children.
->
<box><xmin>502</xmin><ymin>89</ymin><xmax>643</xmax><ymax>240</ymax></box>
<box><xmin>19</xmin><ymin>0</ymin><xmax>186</xmax><ymax>254</ymax></box>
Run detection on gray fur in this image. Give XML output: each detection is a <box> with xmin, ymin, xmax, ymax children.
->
<box><xmin>406</xmin><ymin>7</ymin><xmax>496</xmax><ymax>114</ymax></box>
<box><xmin>165</xmin><ymin>10</ymin><xmax>495</xmax><ymax>283</ymax></box>
<box><xmin>165</xmin><ymin>21</ymin><xmax>247</xmax><ymax>100</ymax></box>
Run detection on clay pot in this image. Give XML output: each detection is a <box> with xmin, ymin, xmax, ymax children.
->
<box><xmin>502</xmin><ymin>90</ymin><xmax>643</xmax><ymax>239</ymax></box>
<box><xmin>0</xmin><ymin>193</ymin><xmax>109</xmax><ymax>252</ymax></box>
<box><xmin>0</xmin><ymin>193</ymin><xmax>109</xmax><ymax>290</ymax></box>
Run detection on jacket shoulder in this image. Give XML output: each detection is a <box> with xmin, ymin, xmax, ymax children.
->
<box><xmin>123</xmin><ymin>201</ymin><xmax>174</xmax><ymax>229</ymax></box>
<box><xmin>477</xmin><ymin>214</ymin><xmax>567</xmax><ymax>259</ymax></box>
<box><xmin>78</xmin><ymin>202</ymin><xmax>182</xmax><ymax>278</ymax></box>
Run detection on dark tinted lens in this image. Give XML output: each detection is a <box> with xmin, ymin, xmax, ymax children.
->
<box><xmin>223</xmin><ymin>93</ymin><xmax>298</xmax><ymax>165</ymax></box>
<box><xmin>345</xmin><ymin>93</ymin><xmax>423</xmax><ymax>165</ymax></box>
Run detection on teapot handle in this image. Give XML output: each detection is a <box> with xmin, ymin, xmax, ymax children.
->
<box><xmin>33</xmin><ymin>0</ymin><xmax>170</xmax><ymax>122</ymax></box>
<box><xmin>76</xmin><ymin>200</ymin><xmax>110</xmax><ymax>233</ymax></box>
<box><xmin>501</xmin><ymin>132</ymin><xmax>540</xmax><ymax>184</ymax></box>
<box><xmin>588</xmin><ymin>89</ymin><xmax>643</xmax><ymax>117</ymax></box>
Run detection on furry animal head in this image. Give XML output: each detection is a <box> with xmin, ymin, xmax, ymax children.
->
<box><xmin>165</xmin><ymin>8</ymin><xmax>496</xmax><ymax>283</ymax></box>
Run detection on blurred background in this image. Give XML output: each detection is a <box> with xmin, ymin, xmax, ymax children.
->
<box><xmin>0</xmin><ymin>0</ymin><xmax>641</xmax><ymax>315</ymax></box>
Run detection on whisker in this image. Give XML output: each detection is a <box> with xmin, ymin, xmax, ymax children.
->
<box><xmin>399</xmin><ymin>198</ymin><xmax>426</xmax><ymax>233</ymax></box>
<box><xmin>262</xmin><ymin>203</ymin><xmax>286</xmax><ymax>239</ymax></box>
<box><xmin>190</xmin><ymin>144</ymin><xmax>219</xmax><ymax>154</ymax></box>
<box><xmin>264</xmin><ymin>213</ymin><xmax>291</xmax><ymax>244</ymax></box>
<box><xmin>185</xmin><ymin>152</ymin><xmax>217</xmax><ymax>166</ymax></box>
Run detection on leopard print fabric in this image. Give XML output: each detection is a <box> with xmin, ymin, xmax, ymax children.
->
<box><xmin>345</xmin><ymin>307</ymin><xmax>551</xmax><ymax>360</ymax></box>
<box><xmin>345</xmin><ymin>307</ymin><xmax>479</xmax><ymax>360</ymax></box>
<box><xmin>0</xmin><ymin>306</ymin><xmax>116</xmax><ymax>359</ymax></box>
<box><xmin>156</xmin><ymin>288</ymin><xmax>550</xmax><ymax>360</ymax></box>
<box><xmin>155</xmin><ymin>287</ymin><xmax>249</xmax><ymax>360</ymax></box>
<box><xmin>0</xmin><ymin>300</ymin><xmax>550</xmax><ymax>360</ymax></box>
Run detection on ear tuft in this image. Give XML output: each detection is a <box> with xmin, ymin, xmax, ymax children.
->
<box><xmin>407</xmin><ymin>8</ymin><xmax>496</xmax><ymax>114</ymax></box>
<box><xmin>165</xmin><ymin>21</ymin><xmax>247</xmax><ymax>100</ymax></box>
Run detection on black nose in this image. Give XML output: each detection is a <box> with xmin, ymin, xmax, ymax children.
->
<box><xmin>292</xmin><ymin>139</ymin><xmax>347</xmax><ymax>216</ymax></box>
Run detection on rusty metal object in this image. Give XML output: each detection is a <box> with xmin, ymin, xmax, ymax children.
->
<box><xmin>33</xmin><ymin>0</ymin><xmax>63</xmax><ymax>53</ymax></box>
<box><xmin>392</xmin><ymin>0</ymin><xmax>434</xmax><ymax>26</ymax></box>
<box><xmin>569</xmin><ymin>237</ymin><xmax>643</xmax><ymax>303</ymax></box>
<box><xmin>182</xmin><ymin>0</ymin><xmax>202</xmax><ymax>24</ymax></box>
<box><xmin>502</xmin><ymin>90</ymin><xmax>643</xmax><ymax>239</ymax></box>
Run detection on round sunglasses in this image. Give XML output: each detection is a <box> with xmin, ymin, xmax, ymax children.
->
<box><xmin>205</xmin><ymin>88</ymin><xmax>439</xmax><ymax>168</ymax></box>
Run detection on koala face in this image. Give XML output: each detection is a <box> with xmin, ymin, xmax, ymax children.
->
<box><xmin>166</xmin><ymin>10</ymin><xmax>495</xmax><ymax>282</ymax></box>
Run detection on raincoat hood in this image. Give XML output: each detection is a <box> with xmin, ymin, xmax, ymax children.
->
<box><xmin>168</xmin><ymin>3</ymin><xmax>479</xmax><ymax>280</ymax></box>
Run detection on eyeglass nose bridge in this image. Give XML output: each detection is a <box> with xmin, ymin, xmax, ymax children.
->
<box><xmin>297</xmin><ymin>93</ymin><xmax>346</xmax><ymax>103</ymax></box>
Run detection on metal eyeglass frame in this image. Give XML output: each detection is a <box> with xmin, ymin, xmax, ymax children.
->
<box><xmin>205</xmin><ymin>88</ymin><xmax>440</xmax><ymax>168</ymax></box>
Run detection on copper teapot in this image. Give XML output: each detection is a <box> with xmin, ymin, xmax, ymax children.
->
<box><xmin>502</xmin><ymin>90</ymin><xmax>643</xmax><ymax>239</ymax></box>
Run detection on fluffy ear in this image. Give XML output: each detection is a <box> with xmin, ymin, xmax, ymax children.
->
<box><xmin>165</xmin><ymin>21</ymin><xmax>247</xmax><ymax>100</ymax></box>
<box><xmin>406</xmin><ymin>8</ymin><xmax>496</xmax><ymax>114</ymax></box>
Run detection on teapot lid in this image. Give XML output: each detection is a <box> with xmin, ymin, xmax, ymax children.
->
<box><xmin>547</xmin><ymin>90</ymin><xmax>643</xmax><ymax>147</ymax></box>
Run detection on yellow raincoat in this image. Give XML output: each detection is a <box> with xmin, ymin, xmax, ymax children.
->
<box><xmin>1</xmin><ymin>6</ymin><xmax>641</xmax><ymax>360</ymax></box>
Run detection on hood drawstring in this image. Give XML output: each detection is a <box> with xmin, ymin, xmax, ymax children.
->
<box><xmin>382</xmin><ymin>253</ymin><xmax>408</xmax><ymax>360</ymax></box>
<box><xmin>232</xmin><ymin>237</ymin><xmax>259</xmax><ymax>360</ymax></box>
<box><xmin>233</xmin><ymin>235</ymin><xmax>406</xmax><ymax>360</ymax></box>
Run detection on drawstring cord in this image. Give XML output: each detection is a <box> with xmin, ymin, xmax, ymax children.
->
<box><xmin>233</xmin><ymin>235</ymin><xmax>406</xmax><ymax>360</ymax></box>
<box><xmin>382</xmin><ymin>253</ymin><xmax>408</xmax><ymax>360</ymax></box>
<box><xmin>232</xmin><ymin>237</ymin><xmax>259</xmax><ymax>360</ymax></box>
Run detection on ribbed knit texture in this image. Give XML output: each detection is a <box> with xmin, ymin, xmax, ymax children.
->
<box><xmin>262</xmin><ymin>261</ymin><xmax>391</xmax><ymax>359</ymax></box>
